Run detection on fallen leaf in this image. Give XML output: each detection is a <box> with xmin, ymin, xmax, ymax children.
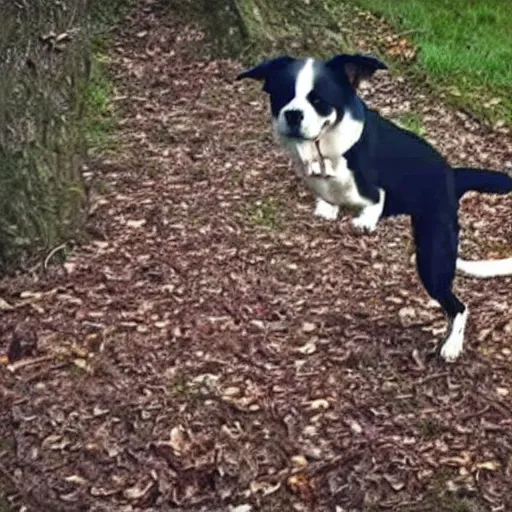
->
<box><xmin>222</xmin><ymin>386</ymin><xmax>242</xmax><ymax>397</ymax></box>
<box><xmin>60</xmin><ymin>491</ymin><xmax>80</xmax><ymax>502</ymax></box>
<box><xmin>302</xmin><ymin>322</ymin><xmax>316</xmax><ymax>333</ymax></box>
<box><xmin>126</xmin><ymin>219</ymin><xmax>147</xmax><ymax>228</ymax></box>
<box><xmin>383</xmin><ymin>473</ymin><xmax>405</xmax><ymax>491</ymax></box>
<box><xmin>0</xmin><ymin>298</ymin><xmax>13</xmax><ymax>310</ymax></box>
<box><xmin>230</xmin><ymin>505</ymin><xmax>253</xmax><ymax>512</ymax></box>
<box><xmin>440</xmin><ymin>451</ymin><xmax>471</xmax><ymax>467</ymax></box>
<box><xmin>291</xmin><ymin>455</ymin><xmax>308</xmax><ymax>468</ymax></box>
<box><xmin>20</xmin><ymin>291</ymin><xmax>43</xmax><ymax>299</ymax></box>
<box><xmin>496</xmin><ymin>387</ymin><xmax>509</xmax><ymax>396</ymax></box>
<box><xmin>347</xmin><ymin>419</ymin><xmax>363</xmax><ymax>435</ymax></box>
<box><xmin>90</xmin><ymin>486</ymin><xmax>118</xmax><ymax>497</ymax></box>
<box><xmin>296</xmin><ymin>340</ymin><xmax>316</xmax><ymax>355</ymax></box>
<box><xmin>73</xmin><ymin>358</ymin><xmax>89</xmax><ymax>370</ymax></box>
<box><xmin>123</xmin><ymin>480</ymin><xmax>155</xmax><ymax>500</ymax></box>
<box><xmin>63</xmin><ymin>261</ymin><xmax>77</xmax><ymax>274</ymax></box>
<box><xmin>308</xmin><ymin>399</ymin><xmax>329</xmax><ymax>411</ymax></box>
<box><xmin>169</xmin><ymin>425</ymin><xmax>189</xmax><ymax>456</ymax></box>
<box><xmin>64</xmin><ymin>475</ymin><xmax>89</xmax><ymax>485</ymax></box>
<box><xmin>287</xmin><ymin>473</ymin><xmax>316</xmax><ymax>501</ymax></box>
<box><xmin>93</xmin><ymin>406</ymin><xmax>109</xmax><ymax>417</ymax></box>
<box><xmin>474</xmin><ymin>461</ymin><xmax>501</xmax><ymax>472</ymax></box>
<box><xmin>250</xmin><ymin>480</ymin><xmax>281</xmax><ymax>496</ymax></box>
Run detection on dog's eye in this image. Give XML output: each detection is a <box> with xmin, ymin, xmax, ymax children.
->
<box><xmin>308</xmin><ymin>92</ymin><xmax>325</xmax><ymax>109</ymax></box>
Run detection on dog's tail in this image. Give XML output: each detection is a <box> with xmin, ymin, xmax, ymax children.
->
<box><xmin>454</xmin><ymin>167</ymin><xmax>512</xmax><ymax>199</ymax></box>
<box><xmin>456</xmin><ymin>257</ymin><xmax>512</xmax><ymax>278</ymax></box>
<box><xmin>454</xmin><ymin>167</ymin><xmax>512</xmax><ymax>278</ymax></box>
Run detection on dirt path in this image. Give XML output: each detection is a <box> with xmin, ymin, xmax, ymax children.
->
<box><xmin>1</xmin><ymin>1</ymin><xmax>512</xmax><ymax>510</ymax></box>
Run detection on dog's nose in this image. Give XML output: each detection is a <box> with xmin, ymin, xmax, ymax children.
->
<box><xmin>284</xmin><ymin>109</ymin><xmax>304</xmax><ymax>127</ymax></box>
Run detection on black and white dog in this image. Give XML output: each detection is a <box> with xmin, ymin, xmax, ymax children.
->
<box><xmin>237</xmin><ymin>53</ymin><xmax>512</xmax><ymax>362</ymax></box>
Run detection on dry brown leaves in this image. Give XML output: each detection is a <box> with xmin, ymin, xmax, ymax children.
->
<box><xmin>0</xmin><ymin>0</ymin><xmax>512</xmax><ymax>510</ymax></box>
<box><xmin>384</xmin><ymin>35</ymin><xmax>417</xmax><ymax>63</ymax></box>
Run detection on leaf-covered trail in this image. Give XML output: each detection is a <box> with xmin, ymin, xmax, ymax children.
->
<box><xmin>1</xmin><ymin>1</ymin><xmax>512</xmax><ymax>510</ymax></box>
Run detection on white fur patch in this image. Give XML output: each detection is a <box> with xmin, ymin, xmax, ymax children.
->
<box><xmin>306</xmin><ymin>160</ymin><xmax>323</xmax><ymax>176</ymax></box>
<box><xmin>295</xmin><ymin>58</ymin><xmax>315</xmax><ymax>98</ymax></box>
<box><xmin>280</xmin><ymin>103</ymin><xmax>365</xmax><ymax>168</ymax></box>
<box><xmin>318</xmin><ymin>104</ymin><xmax>365</xmax><ymax>159</ymax></box>
<box><xmin>302</xmin><ymin>156</ymin><xmax>374</xmax><ymax>210</ymax></box>
<box><xmin>350</xmin><ymin>189</ymin><xmax>385</xmax><ymax>233</ymax></box>
<box><xmin>322</xmin><ymin>159</ymin><xmax>336</xmax><ymax>177</ymax></box>
<box><xmin>456</xmin><ymin>257</ymin><xmax>512</xmax><ymax>278</ymax></box>
<box><xmin>440</xmin><ymin>308</ymin><xmax>468</xmax><ymax>362</ymax></box>
<box><xmin>276</xmin><ymin>59</ymin><xmax>337</xmax><ymax>141</ymax></box>
<box><xmin>313</xmin><ymin>199</ymin><xmax>339</xmax><ymax>220</ymax></box>
<box><xmin>307</xmin><ymin>158</ymin><xmax>335</xmax><ymax>177</ymax></box>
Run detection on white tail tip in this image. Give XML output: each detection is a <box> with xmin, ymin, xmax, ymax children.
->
<box><xmin>456</xmin><ymin>257</ymin><xmax>512</xmax><ymax>278</ymax></box>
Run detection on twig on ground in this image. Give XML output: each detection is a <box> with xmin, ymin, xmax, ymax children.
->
<box><xmin>43</xmin><ymin>243</ymin><xmax>67</xmax><ymax>270</ymax></box>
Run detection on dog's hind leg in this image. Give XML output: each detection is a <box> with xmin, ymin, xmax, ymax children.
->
<box><xmin>412</xmin><ymin>215</ymin><xmax>468</xmax><ymax>362</ymax></box>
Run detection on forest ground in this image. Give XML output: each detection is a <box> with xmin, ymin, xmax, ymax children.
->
<box><xmin>1</xmin><ymin>1</ymin><xmax>512</xmax><ymax>510</ymax></box>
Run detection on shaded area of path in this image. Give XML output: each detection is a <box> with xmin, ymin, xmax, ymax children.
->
<box><xmin>1</xmin><ymin>1</ymin><xmax>512</xmax><ymax>510</ymax></box>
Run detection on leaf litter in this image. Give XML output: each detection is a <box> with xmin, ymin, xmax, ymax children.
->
<box><xmin>0</xmin><ymin>0</ymin><xmax>512</xmax><ymax>510</ymax></box>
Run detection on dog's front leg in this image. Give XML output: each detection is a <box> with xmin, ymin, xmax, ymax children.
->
<box><xmin>351</xmin><ymin>188</ymin><xmax>386</xmax><ymax>234</ymax></box>
<box><xmin>314</xmin><ymin>198</ymin><xmax>339</xmax><ymax>220</ymax></box>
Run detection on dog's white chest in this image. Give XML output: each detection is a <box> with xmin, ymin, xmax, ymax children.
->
<box><xmin>299</xmin><ymin>156</ymin><xmax>372</xmax><ymax>209</ymax></box>
<box><xmin>279</xmin><ymin>132</ymin><xmax>372</xmax><ymax>209</ymax></box>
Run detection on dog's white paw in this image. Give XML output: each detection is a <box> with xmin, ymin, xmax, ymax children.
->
<box><xmin>350</xmin><ymin>211</ymin><xmax>378</xmax><ymax>234</ymax></box>
<box><xmin>439</xmin><ymin>309</ymin><xmax>468</xmax><ymax>362</ymax></box>
<box><xmin>314</xmin><ymin>199</ymin><xmax>339</xmax><ymax>220</ymax></box>
<box><xmin>440</xmin><ymin>339</ymin><xmax>463</xmax><ymax>362</ymax></box>
<box><xmin>350</xmin><ymin>190</ymin><xmax>385</xmax><ymax>234</ymax></box>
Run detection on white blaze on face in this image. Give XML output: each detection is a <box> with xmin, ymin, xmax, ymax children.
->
<box><xmin>295</xmin><ymin>58</ymin><xmax>315</xmax><ymax>97</ymax></box>
<box><xmin>277</xmin><ymin>58</ymin><xmax>336</xmax><ymax>140</ymax></box>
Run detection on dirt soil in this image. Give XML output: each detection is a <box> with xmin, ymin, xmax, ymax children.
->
<box><xmin>1</xmin><ymin>1</ymin><xmax>512</xmax><ymax>511</ymax></box>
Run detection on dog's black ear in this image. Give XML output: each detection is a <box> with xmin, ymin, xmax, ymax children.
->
<box><xmin>236</xmin><ymin>56</ymin><xmax>295</xmax><ymax>81</ymax></box>
<box><xmin>326</xmin><ymin>53</ymin><xmax>387</xmax><ymax>89</ymax></box>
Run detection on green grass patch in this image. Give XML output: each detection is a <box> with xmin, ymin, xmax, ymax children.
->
<box><xmin>247</xmin><ymin>199</ymin><xmax>280</xmax><ymax>228</ymax></box>
<box><xmin>83</xmin><ymin>56</ymin><xmax>116</xmax><ymax>153</ymax></box>
<box><xmin>344</xmin><ymin>0</ymin><xmax>512</xmax><ymax>126</ymax></box>
<box><xmin>180</xmin><ymin>0</ymin><xmax>512</xmax><ymax>125</ymax></box>
<box><xmin>85</xmin><ymin>1</ymin><xmax>134</xmax><ymax>153</ymax></box>
<box><xmin>394</xmin><ymin>112</ymin><xmax>425</xmax><ymax>136</ymax></box>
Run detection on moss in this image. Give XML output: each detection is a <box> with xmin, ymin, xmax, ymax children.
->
<box><xmin>83</xmin><ymin>56</ymin><xmax>117</xmax><ymax>153</ymax></box>
<box><xmin>0</xmin><ymin>0</ymin><xmax>127</xmax><ymax>274</ymax></box>
<box><xmin>246</xmin><ymin>199</ymin><xmax>280</xmax><ymax>228</ymax></box>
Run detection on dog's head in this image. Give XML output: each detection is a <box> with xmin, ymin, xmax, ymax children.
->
<box><xmin>237</xmin><ymin>54</ymin><xmax>387</xmax><ymax>141</ymax></box>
